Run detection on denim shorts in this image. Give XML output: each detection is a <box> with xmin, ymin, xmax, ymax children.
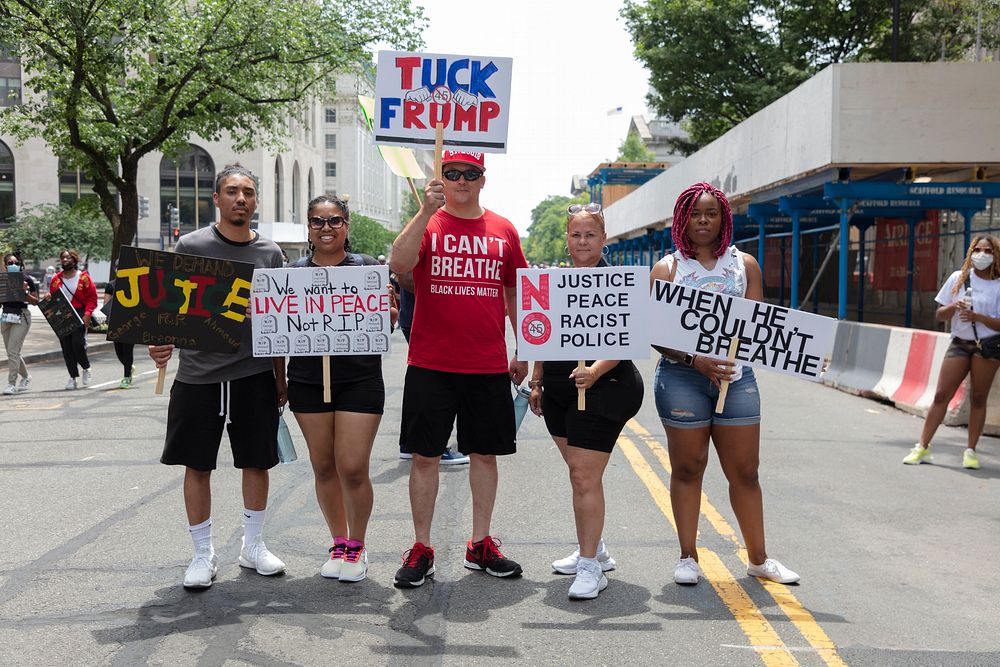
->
<box><xmin>653</xmin><ymin>358</ymin><xmax>761</xmax><ymax>429</ymax></box>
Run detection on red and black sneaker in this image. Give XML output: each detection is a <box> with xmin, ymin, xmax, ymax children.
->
<box><xmin>464</xmin><ymin>536</ymin><xmax>523</xmax><ymax>578</ymax></box>
<box><xmin>393</xmin><ymin>542</ymin><xmax>435</xmax><ymax>589</ymax></box>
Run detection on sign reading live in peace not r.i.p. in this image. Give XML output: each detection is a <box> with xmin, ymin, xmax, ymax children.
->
<box><xmin>106</xmin><ymin>246</ymin><xmax>255</xmax><ymax>352</ymax></box>
<box><xmin>515</xmin><ymin>267</ymin><xmax>651</xmax><ymax>362</ymax></box>
<box><xmin>374</xmin><ymin>50</ymin><xmax>513</xmax><ymax>153</ymax></box>
<box><xmin>250</xmin><ymin>266</ymin><xmax>392</xmax><ymax>357</ymax></box>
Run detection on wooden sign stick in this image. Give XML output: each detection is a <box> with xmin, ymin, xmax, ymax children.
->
<box><xmin>577</xmin><ymin>360</ymin><xmax>586</xmax><ymax>411</ymax></box>
<box><xmin>715</xmin><ymin>336</ymin><xmax>741</xmax><ymax>414</ymax></box>
<box><xmin>406</xmin><ymin>177</ymin><xmax>422</xmax><ymax>204</ymax></box>
<box><xmin>323</xmin><ymin>355</ymin><xmax>332</xmax><ymax>404</ymax></box>
<box><xmin>155</xmin><ymin>366</ymin><xmax>166</xmax><ymax>395</ymax></box>
<box><xmin>434</xmin><ymin>123</ymin><xmax>444</xmax><ymax>181</ymax></box>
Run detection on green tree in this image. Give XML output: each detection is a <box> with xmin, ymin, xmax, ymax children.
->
<box><xmin>622</xmin><ymin>0</ymin><xmax>1000</xmax><ymax>154</ymax></box>
<box><xmin>617</xmin><ymin>129</ymin><xmax>656</xmax><ymax>162</ymax></box>
<box><xmin>0</xmin><ymin>0</ymin><xmax>424</xmax><ymax>266</ymax></box>
<box><xmin>0</xmin><ymin>201</ymin><xmax>112</xmax><ymax>265</ymax></box>
<box><xmin>348</xmin><ymin>214</ymin><xmax>395</xmax><ymax>258</ymax></box>
<box><xmin>400</xmin><ymin>189</ymin><xmax>420</xmax><ymax>224</ymax></box>
<box><xmin>523</xmin><ymin>193</ymin><xmax>590</xmax><ymax>265</ymax></box>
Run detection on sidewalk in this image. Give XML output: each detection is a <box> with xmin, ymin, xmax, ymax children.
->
<box><xmin>0</xmin><ymin>305</ymin><xmax>115</xmax><ymax>370</ymax></box>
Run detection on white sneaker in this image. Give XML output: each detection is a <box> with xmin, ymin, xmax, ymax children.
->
<box><xmin>17</xmin><ymin>375</ymin><xmax>30</xmax><ymax>391</ymax></box>
<box><xmin>552</xmin><ymin>539</ymin><xmax>617</xmax><ymax>574</ymax></box>
<box><xmin>183</xmin><ymin>547</ymin><xmax>219</xmax><ymax>588</ymax></box>
<box><xmin>673</xmin><ymin>557</ymin><xmax>702</xmax><ymax>585</ymax></box>
<box><xmin>321</xmin><ymin>541</ymin><xmax>347</xmax><ymax>579</ymax></box>
<box><xmin>339</xmin><ymin>545</ymin><xmax>368</xmax><ymax>583</ymax></box>
<box><xmin>65</xmin><ymin>377</ymin><xmax>78</xmax><ymax>391</ymax></box>
<box><xmin>238</xmin><ymin>535</ymin><xmax>286</xmax><ymax>576</ymax></box>
<box><xmin>81</xmin><ymin>369</ymin><xmax>92</xmax><ymax>386</ymax></box>
<box><xmin>747</xmin><ymin>558</ymin><xmax>799</xmax><ymax>584</ymax></box>
<box><xmin>2</xmin><ymin>384</ymin><xmax>15</xmax><ymax>396</ymax></box>
<box><xmin>568</xmin><ymin>557</ymin><xmax>608</xmax><ymax>599</ymax></box>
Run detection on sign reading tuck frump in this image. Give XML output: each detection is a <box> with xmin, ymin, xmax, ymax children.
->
<box><xmin>106</xmin><ymin>246</ymin><xmax>256</xmax><ymax>352</ymax></box>
<box><xmin>250</xmin><ymin>265</ymin><xmax>392</xmax><ymax>357</ymax></box>
<box><xmin>515</xmin><ymin>266</ymin><xmax>652</xmax><ymax>361</ymax></box>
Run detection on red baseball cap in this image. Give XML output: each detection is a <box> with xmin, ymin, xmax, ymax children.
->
<box><xmin>441</xmin><ymin>151</ymin><xmax>485</xmax><ymax>171</ymax></box>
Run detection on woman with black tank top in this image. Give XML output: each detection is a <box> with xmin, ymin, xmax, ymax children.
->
<box><xmin>526</xmin><ymin>203</ymin><xmax>643</xmax><ymax>600</ymax></box>
<box><xmin>281</xmin><ymin>195</ymin><xmax>397</xmax><ymax>583</ymax></box>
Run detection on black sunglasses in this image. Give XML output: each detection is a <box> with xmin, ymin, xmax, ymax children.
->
<box><xmin>308</xmin><ymin>215</ymin><xmax>348</xmax><ymax>230</ymax></box>
<box><xmin>442</xmin><ymin>169</ymin><xmax>483</xmax><ymax>182</ymax></box>
<box><xmin>5</xmin><ymin>261</ymin><xmax>18</xmax><ymax>266</ymax></box>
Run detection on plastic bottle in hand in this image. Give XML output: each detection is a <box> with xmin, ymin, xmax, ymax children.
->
<box><xmin>963</xmin><ymin>287</ymin><xmax>974</xmax><ymax>309</ymax></box>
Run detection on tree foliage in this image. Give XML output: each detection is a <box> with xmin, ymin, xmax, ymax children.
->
<box><xmin>623</xmin><ymin>0</ymin><xmax>1000</xmax><ymax>153</ymax></box>
<box><xmin>0</xmin><ymin>0</ymin><xmax>425</xmax><ymax>265</ymax></box>
<box><xmin>523</xmin><ymin>193</ymin><xmax>590</xmax><ymax>265</ymax></box>
<box><xmin>348</xmin><ymin>214</ymin><xmax>395</xmax><ymax>258</ymax></box>
<box><xmin>617</xmin><ymin>130</ymin><xmax>656</xmax><ymax>162</ymax></box>
<box><xmin>0</xmin><ymin>201</ymin><xmax>113</xmax><ymax>266</ymax></box>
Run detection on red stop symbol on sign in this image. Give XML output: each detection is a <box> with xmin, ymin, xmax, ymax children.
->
<box><xmin>522</xmin><ymin>312</ymin><xmax>551</xmax><ymax>345</ymax></box>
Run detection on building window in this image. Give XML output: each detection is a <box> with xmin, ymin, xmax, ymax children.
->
<box><xmin>159</xmin><ymin>144</ymin><xmax>215</xmax><ymax>237</ymax></box>
<box><xmin>0</xmin><ymin>139</ymin><xmax>13</xmax><ymax>226</ymax></box>
<box><xmin>325</xmin><ymin>133</ymin><xmax>337</xmax><ymax>150</ymax></box>
<box><xmin>58</xmin><ymin>160</ymin><xmax>100</xmax><ymax>206</ymax></box>
<box><xmin>325</xmin><ymin>108</ymin><xmax>336</xmax><ymax>123</ymax></box>
<box><xmin>0</xmin><ymin>77</ymin><xmax>20</xmax><ymax>107</ymax></box>
<box><xmin>325</xmin><ymin>162</ymin><xmax>337</xmax><ymax>178</ymax></box>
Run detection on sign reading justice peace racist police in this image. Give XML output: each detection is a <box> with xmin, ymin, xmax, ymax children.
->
<box><xmin>106</xmin><ymin>246</ymin><xmax>255</xmax><ymax>352</ymax></box>
<box><xmin>250</xmin><ymin>266</ymin><xmax>392</xmax><ymax>357</ymax></box>
<box><xmin>516</xmin><ymin>267</ymin><xmax>651</xmax><ymax>361</ymax></box>
<box><xmin>374</xmin><ymin>50</ymin><xmax>513</xmax><ymax>153</ymax></box>
<box><xmin>650</xmin><ymin>280</ymin><xmax>836</xmax><ymax>381</ymax></box>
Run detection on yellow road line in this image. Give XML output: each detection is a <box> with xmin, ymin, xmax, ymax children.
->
<box><xmin>625</xmin><ymin>419</ymin><xmax>848</xmax><ymax>667</ymax></box>
<box><xmin>619</xmin><ymin>436</ymin><xmax>799</xmax><ymax>667</ymax></box>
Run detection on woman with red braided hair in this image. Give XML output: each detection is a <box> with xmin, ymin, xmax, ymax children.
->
<box><xmin>649</xmin><ymin>182</ymin><xmax>799</xmax><ymax>586</ymax></box>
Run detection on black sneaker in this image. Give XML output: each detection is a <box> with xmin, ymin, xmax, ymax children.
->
<box><xmin>394</xmin><ymin>542</ymin><xmax>435</xmax><ymax>588</ymax></box>
<box><xmin>463</xmin><ymin>536</ymin><xmax>523</xmax><ymax>578</ymax></box>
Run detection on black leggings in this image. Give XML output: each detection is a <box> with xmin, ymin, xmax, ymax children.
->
<box><xmin>114</xmin><ymin>342</ymin><xmax>134</xmax><ymax>377</ymax></box>
<box><xmin>59</xmin><ymin>316</ymin><xmax>90</xmax><ymax>377</ymax></box>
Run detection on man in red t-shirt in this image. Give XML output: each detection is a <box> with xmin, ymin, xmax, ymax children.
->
<box><xmin>389</xmin><ymin>151</ymin><xmax>528</xmax><ymax>588</ymax></box>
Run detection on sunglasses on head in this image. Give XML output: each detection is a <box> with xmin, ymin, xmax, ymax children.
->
<box><xmin>442</xmin><ymin>169</ymin><xmax>483</xmax><ymax>182</ymax></box>
<box><xmin>568</xmin><ymin>203</ymin><xmax>603</xmax><ymax>215</ymax></box>
<box><xmin>308</xmin><ymin>215</ymin><xmax>348</xmax><ymax>230</ymax></box>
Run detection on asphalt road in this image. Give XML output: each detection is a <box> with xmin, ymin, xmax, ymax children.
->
<box><xmin>1</xmin><ymin>338</ymin><xmax>998</xmax><ymax>666</ymax></box>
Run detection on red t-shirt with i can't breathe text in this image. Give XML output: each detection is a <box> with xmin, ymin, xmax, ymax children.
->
<box><xmin>408</xmin><ymin>208</ymin><xmax>527</xmax><ymax>374</ymax></box>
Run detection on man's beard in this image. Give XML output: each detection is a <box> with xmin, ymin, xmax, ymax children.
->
<box><xmin>229</xmin><ymin>215</ymin><xmax>248</xmax><ymax>227</ymax></box>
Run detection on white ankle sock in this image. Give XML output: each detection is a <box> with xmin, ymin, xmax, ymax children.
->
<box><xmin>189</xmin><ymin>518</ymin><xmax>213</xmax><ymax>552</ymax></box>
<box><xmin>242</xmin><ymin>508</ymin><xmax>266</xmax><ymax>545</ymax></box>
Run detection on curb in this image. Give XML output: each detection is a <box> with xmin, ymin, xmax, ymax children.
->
<box><xmin>0</xmin><ymin>340</ymin><xmax>116</xmax><ymax>371</ymax></box>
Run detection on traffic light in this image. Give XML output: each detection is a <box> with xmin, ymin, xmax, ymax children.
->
<box><xmin>169</xmin><ymin>205</ymin><xmax>180</xmax><ymax>229</ymax></box>
<box><xmin>138</xmin><ymin>196</ymin><xmax>149</xmax><ymax>219</ymax></box>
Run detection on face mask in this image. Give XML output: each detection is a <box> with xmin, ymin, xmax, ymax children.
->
<box><xmin>971</xmin><ymin>252</ymin><xmax>992</xmax><ymax>270</ymax></box>
<box><xmin>6</xmin><ymin>265</ymin><xmax>20</xmax><ymax>273</ymax></box>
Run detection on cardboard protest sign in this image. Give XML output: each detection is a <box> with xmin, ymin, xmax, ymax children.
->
<box><xmin>0</xmin><ymin>272</ymin><xmax>26</xmax><ymax>302</ymax></box>
<box><xmin>516</xmin><ymin>267</ymin><xmax>651</xmax><ymax>361</ymax></box>
<box><xmin>650</xmin><ymin>281</ymin><xmax>836</xmax><ymax>381</ymax></box>
<box><xmin>250</xmin><ymin>265</ymin><xmax>392</xmax><ymax>357</ymax></box>
<box><xmin>374</xmin><ymin>50</ymin><xmax>513</xmax><ymax>153</ymax></box>
<box><xmin>38</xmin><ymin>288</ymin><xmax>83</xmax><ymax>338</ymax></box>
<box><xmin>106</xmin><ymin>246</ymin><xmax>255</xmax><ymax>352</ymax></box>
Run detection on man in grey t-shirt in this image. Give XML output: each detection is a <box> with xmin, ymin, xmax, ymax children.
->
<box><xmin>149</xmin><ymin>164</ymin><xmax>287</xmax><ymax>589</ymax></box>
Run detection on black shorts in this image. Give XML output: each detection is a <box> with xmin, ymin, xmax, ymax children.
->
<box><xmin>541</xmin><ymin>373</ymin><xmax>644</xmax><ymax>453</ymax></box>
<box><xmin>400</xmin><ymin>366</ymin><xmax>516</xmax><ymax>457</ymax></box>
<box><xmin>161</xmin><ymin>371</ymin><xmax>279</xmax><ymax>471</ymax></box>
<box><xmin>287</xmin><ymin>377</ymin><xmax>385</xmax><ymax>414</ymax></box>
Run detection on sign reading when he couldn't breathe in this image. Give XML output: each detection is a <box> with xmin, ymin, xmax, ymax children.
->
<box><xmin>516</xmin><ymin>267</ymin><xmax>651</xmax><ymax>362</ymax></box>
<box><xmin>250</xmin><ymin>266</ymin><xmax>392</xmax><ymax>357</ymax></box>
<box><xmin>650</xmin><ymin>280</ymin><xmax>837</xmax><ymax>381</ymax></box>
<box><xmin>106</xmin><ymin>246</ymin><xmax>255</xmax><ymax>352</ymax></box>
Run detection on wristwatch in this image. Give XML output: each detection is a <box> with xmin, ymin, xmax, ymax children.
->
<box><xmin>683</xmin><ymin>353</ymin><xmax>695</xmax><ymax>366</ymax></box>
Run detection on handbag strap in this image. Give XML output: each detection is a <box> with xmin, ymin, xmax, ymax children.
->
<box><xmin>964</xmin><ymin>275</ymin><xmax>982</xmax><ymax>346</ymax></box>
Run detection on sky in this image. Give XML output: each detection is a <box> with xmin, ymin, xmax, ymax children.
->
<box><xmin>407</xmin><ymin>0</ymin><xmax>653</xmax><ymax>235</ymax></box>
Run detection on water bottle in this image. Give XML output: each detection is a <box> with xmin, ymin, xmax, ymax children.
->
<box><xmin>276</xmin><ymin>410</ymin><xmax>297</xmax><ymax>464</ymax></box>
<box><xmin>513</xmin><ymin>384</ymin><xmax>532</xmax><ymax>432</ymax></box>
<box><xmin>964</xmin><ymin>287</ymin><xmax>974</xmax><ymax>308</ymax></box>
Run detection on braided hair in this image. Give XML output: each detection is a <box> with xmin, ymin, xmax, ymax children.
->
<box><xmin>306</xmin><ymin>194</ymin><xmax>352</xmax><ymax>254</ymax></box>
<box><xmin>670</xmin><ymin>182</ymin><xmax>733</xmax><ymax>259</ymax></box>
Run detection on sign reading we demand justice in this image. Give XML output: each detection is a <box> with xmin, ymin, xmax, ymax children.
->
<box><xmin>516</xmin><ymin>267</ymin><xmax>651</xmax><ymax>361</ymax></box>
<box><xmin>650</xmin><ymin>280</ymin><xmax>836</xmax><ymax>381</ymax></box>
<box><xmin>250</xmin><ymin>266</ymin><xmax>392</xmax><ymax>357</ymax></box>
<box><xmin>374</xmin><ymin>50</ymin><xmax>513</xmax><ymax>152</ymax></box>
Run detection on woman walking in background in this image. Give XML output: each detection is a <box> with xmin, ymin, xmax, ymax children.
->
<box><xmin>49</xmin><ymin>249</ymin><xmax>97</xmax><ymax>390</ymax></box>
<box><xmin>903</xmin><ymin>235</ymin><xmax>1000</xmax><ymax>470</ymax></box>
<box><xmin>2</xmin><ymin>253</ymin><xmax>40</xmax><ymax>395</ymax></box>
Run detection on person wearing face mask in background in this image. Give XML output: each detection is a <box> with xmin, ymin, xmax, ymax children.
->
<box><xmin>903</xmin><ymin>235</ymin><xmax>1000</xmax><ymax>470</ymax></box>
<box><xmin>2</xmin><ymin>253</ymin><xmax>40</xmax><ymax>395</ymax></box>
<box><xmin>49</xmin><ymin>249</ymin><xmax>98</xmax><ymax>390</ymax></box>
